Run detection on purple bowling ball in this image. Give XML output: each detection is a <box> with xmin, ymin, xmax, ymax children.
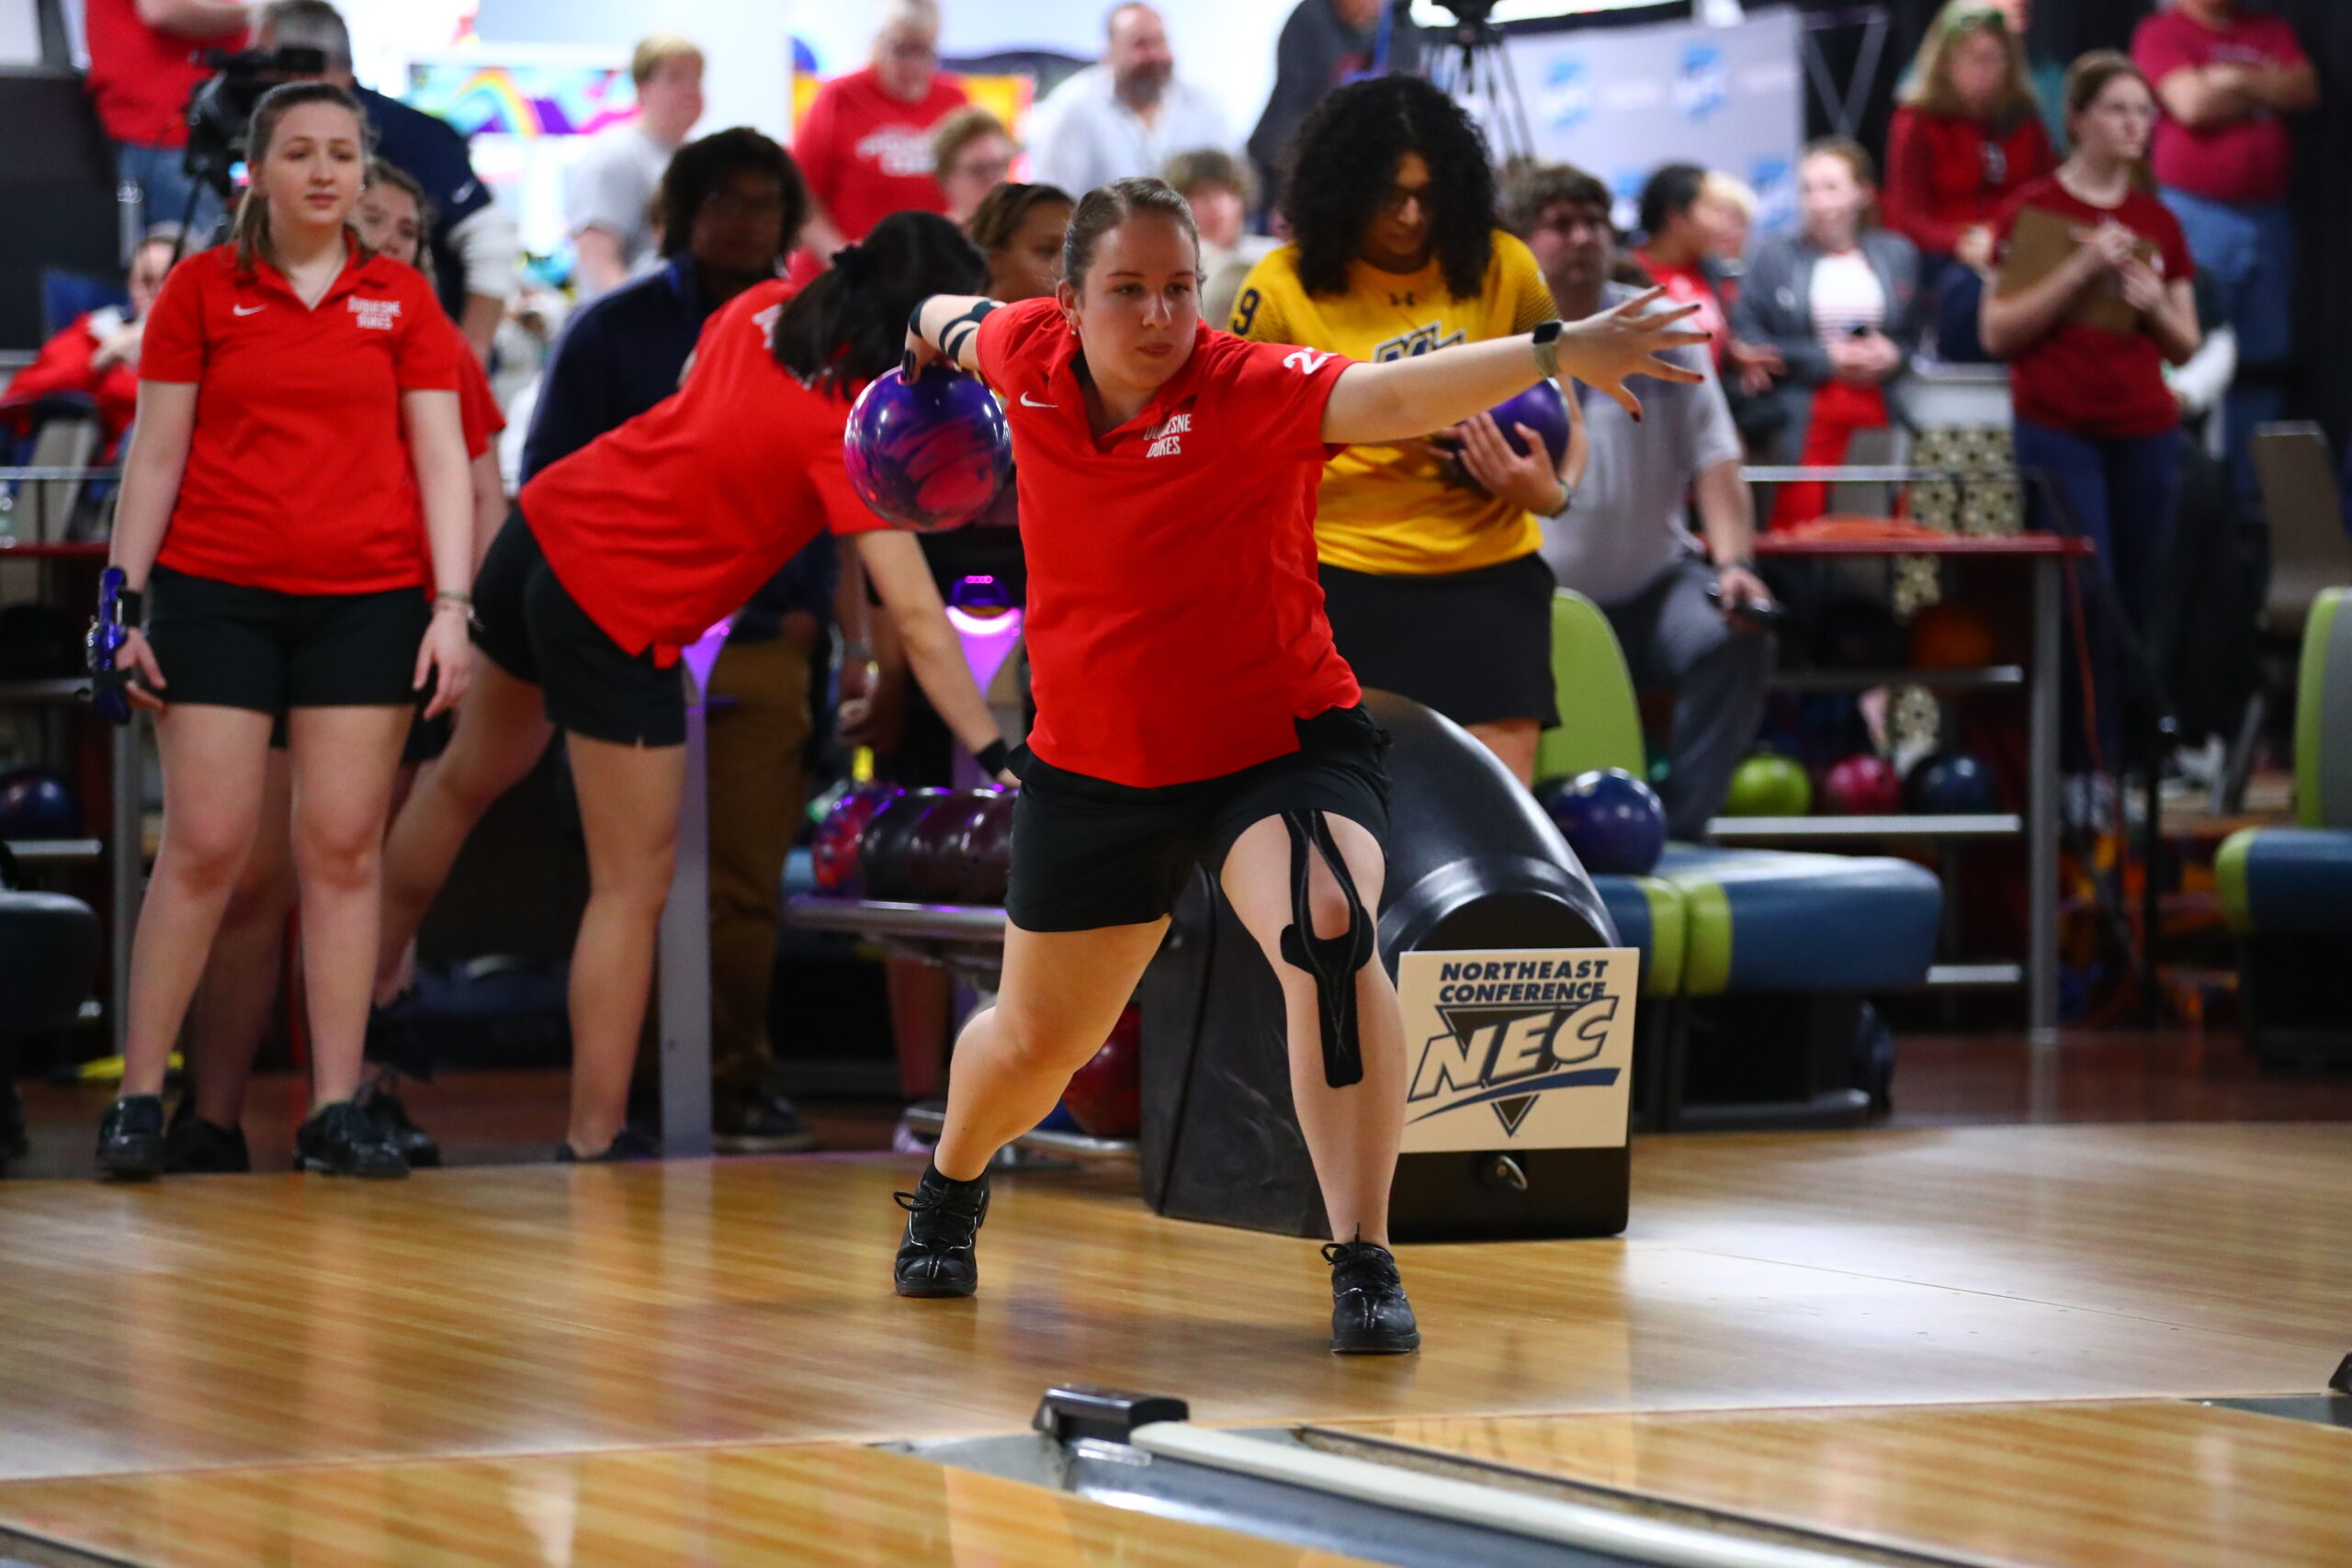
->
<box><xmin>843</xmin><ymin>368</ymin><xmax>1012</xmax><ymax>533</ymax></box>
<box><xmin>1487</xmin><ymin>378</ymin><xmax>1571</xmax><ymax>467</ymax></box>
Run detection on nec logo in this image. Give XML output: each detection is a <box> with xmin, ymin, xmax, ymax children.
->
<box><xmin>1406</xmin><ymin>958</ymin><xmax>1622</xmax><ymax>1136</ymax></box>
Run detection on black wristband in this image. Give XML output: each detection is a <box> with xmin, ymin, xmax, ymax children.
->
<box><xmin>119</xmin><ymin>588</ymin><xmax>144</xmax><ymax>625</ymax></box>
<box><xmin>975</xmin><ymin>739</ymin><xmax>1010</xmax><ymax>776</ymax></box>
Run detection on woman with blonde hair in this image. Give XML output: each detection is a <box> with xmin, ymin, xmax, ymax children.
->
<box><xmin>1885</xmin><ymin>0</ymin><xmax>2056</xmax><ymax>359</ymax></box>
<box><xmin>1732</xmin><ymin>137</ymin><xmax>1923</xmax><ymax>525</ymax></box>
<box><xmin>95</xmin><ymin>83</ymin><xmax>474</xmax><ymax>1179</ymax></box>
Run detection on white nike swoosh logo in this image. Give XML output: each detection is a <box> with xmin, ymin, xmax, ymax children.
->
<box><xmin>450</xmin><ymin>180</ymin><xmax>480</xmax><ymax>205</ymax></box>
<box><xmin>1020</xmin><ymin>392</ymin><xmax>1057</xmax><ymax>408</ymax></box>
<box><xmin>232</xmin><ymin>305</ymin><xmax>264</xmax><ymax>316</ymax></box>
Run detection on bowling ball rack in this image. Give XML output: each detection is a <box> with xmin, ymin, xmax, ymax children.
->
<box><xmin>779</xmin><ymin>895</ymin><xmax>1137</xmax><ymax>1163</ymax></box>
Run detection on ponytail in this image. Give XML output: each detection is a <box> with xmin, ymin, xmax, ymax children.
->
<box><xmin>232</xmin><ymin>81</ymin><xmax>372</xmax><ymax>275</ymax></box>
<box><xmin>772</xmin><ymin>210</ymin><xmax>987</xmax><ymax>393</ymax></box>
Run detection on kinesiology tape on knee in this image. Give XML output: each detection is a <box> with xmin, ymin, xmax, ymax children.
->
<box><xmin>1277</xmin><ymin>810</ymin><xmax>1375</xmax><ymax>1089</ymax></box>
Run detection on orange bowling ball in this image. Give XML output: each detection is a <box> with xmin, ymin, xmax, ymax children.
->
<box><xmin>1907</xmin><ymin>603</ymin><xmax>1996</xmax><ymax>670</ymax></box>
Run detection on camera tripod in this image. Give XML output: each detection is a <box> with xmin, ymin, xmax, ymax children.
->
<box><xmin>1416</xmin><ymin>0</ymin><xmax>1538</xmax><ymax>167</ymax></box>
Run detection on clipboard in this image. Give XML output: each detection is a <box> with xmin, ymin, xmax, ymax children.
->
<box><xmin>1996</xmin><ymin>205</ymin><xmax>2157</xmax><ymax>336</ymax></box>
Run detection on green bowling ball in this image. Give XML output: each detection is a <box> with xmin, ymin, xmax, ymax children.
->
<box><xmin>1723</xmin><ymin>752</ymin><xmax>1813</xmax><ymax>817</ymax></box>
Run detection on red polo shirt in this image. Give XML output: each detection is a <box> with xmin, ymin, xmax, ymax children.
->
<box><xmin>84</xmin><ymin>0</ymin><xmax>237</xmax><ymax>148</ymax></box>
<box><xmin>794</xmin><ymin>67</ymin><xmax>967</xmax><ymax>241</ymax></box>
<box><xmin>1995</xmin><ymin>177</ymin><xmax>2194</xmax><ymax>440</ymax></box>
<box><xmin>1883</xmin><ymin>106</ymin><xmax>2057</xmax><ymax>258</ymax></box>
<box><xmin>2134</xmin><ymin>6</ymin><xmax>2307</xmax><ymax>205</ymax></box>
<box><xmin>975</xmin><ymin>297</ymin><xmax>1361</xmax><ymax>788</ymax></box>
<box><xmin>453</xmin><ymin>345</ymin><xmax>503</xmax><ymax>461</ymax></box>
<box><xmin>518</xmin><ymin>279</ymin><xmax>888</xmax><ymax>665</ymax></box>
<box><xmin>1631</xmin><ymin>250</ymin><xmax>1727</xmax><ymax>363</ymax></box>
<box><xmin>140</xmin><ymin>243</ymin><xmax>462</xmax><ymax>594</ymax></box>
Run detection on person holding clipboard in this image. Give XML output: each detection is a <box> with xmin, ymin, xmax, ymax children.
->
<box><xmin>1983</xmin><ymin>50</ymin><xmax>2199</xmax><ymax>769</ymax></box>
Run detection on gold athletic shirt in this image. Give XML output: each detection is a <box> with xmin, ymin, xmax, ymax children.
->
<box><xmin>1231</xmin><ymin>230</ymin><xmax>1557</xmax><ymax>577</ymax></box>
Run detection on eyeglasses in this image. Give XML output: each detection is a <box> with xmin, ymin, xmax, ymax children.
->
<box><xmin>953</xmin><ymin>155</ymin><xmax>1014</xmax><ymax>185</ymax></box>
<box><xmin>1376</xmin><ymin>185</ymin><xmax>1432</xmax><ymax>217</ymax></box>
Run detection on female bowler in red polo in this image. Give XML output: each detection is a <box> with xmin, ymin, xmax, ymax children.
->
<box><xmin>96</xmin><ymin>83</ymin><xmax>476</xmax><ymax>1181</ymax></box>
<box><xmin>891</xmin><ymin>176</ymin><xmax>1701</xmax><ymax>1352</ymax></box>
<box><xmin>372</xmin><ymin>212</ymin><xmax>1008</xmax><ymax>1165</ymax></box>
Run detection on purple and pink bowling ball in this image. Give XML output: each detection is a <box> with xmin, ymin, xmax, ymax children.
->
<box><xmin>811</xmin><ymin>782</ymin><xmax>904</xmax><ymax>895</ymax></box>
<box><xmin>843</xmin><ymin>368</ymin><xmax>1012</xmax><ymax>533</ymax></box>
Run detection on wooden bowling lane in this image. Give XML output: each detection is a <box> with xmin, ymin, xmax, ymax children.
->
<box><xmin>0</xmin><ymin>1440</ymin><xmax>1377</xmax><ymax>1568</ymax></box>
<box><xmin>1319</xmin><ymin>1399</ymin><xmax>2352</xmax><ymax>1568</ymax></box>
<box><xmin>2</xmin><ymin>1125</ymin><xmax>2346</xmax><ymax>1485</ymax></box>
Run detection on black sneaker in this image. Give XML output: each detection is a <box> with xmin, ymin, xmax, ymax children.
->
<box><xmin>294</xmin><ymin>1100</ymin><xmax>410</xmax><ymax>1179</ymax></box>
<box><xmin>1324</xmin><ymin>1239</ymin><xmax>1421</xmax><ymax>1354</ymax></box>
<box><xmin>893</xmin><ymin>1163</ymin><xmax>989</xmax><ymax>1298</ymax></box>
<box><xmin>96</xmin><ymin>1093</ymin><xmax>167</xmax><ymax>1179</ymax></box>
<box><xmin>362</xmin><ymin>1087</ymin><xmax>442</xmax><ymax>1169</ymax></box>
<box><xmin>163</xmin><ymin>1107</ymin><xmax>250</xmax><ymax>1174</ymax></box>
<box><xmin>555</xmin><ymin>1125</ymin><xmax>661</xmax><ymax>1164</ymax></box>
<box><xmin>713</xmin><ymin>1088</ymin><xmax>819</xmax><ymax>1154</ymax></box>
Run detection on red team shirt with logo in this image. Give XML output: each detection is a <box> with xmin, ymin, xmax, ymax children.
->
<box><xmin>518</xmin><ymin>279</ymin><xmax>888</xmax><ymax>666</ymax></box>
<box><xmin>139</xmin><ymin>243</ymin><xmax>462</xmax><ymax>594</ymax></box>
<box><xmin>794</xmin><ymin>67</ymin><xmax>969</xmax><ymax>241</ymax></box>
<box><xmin>976</xmin><ymin>296</ymin><xmax>1361</xmax><ymax>789</ymax></box>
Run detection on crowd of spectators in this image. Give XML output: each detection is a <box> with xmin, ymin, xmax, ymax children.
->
<box><xmin>5</xmin><ymin>0</ymin><xmax>2333</xmax><ymax>1171</ymax></box>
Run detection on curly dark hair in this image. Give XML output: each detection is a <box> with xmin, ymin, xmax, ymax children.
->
<box><xmin>658</xmin><ymin>126</ymin><xmax>808</xmax><ymax>261</ymax></box>
<box><xmin>1279</xmin><ymin>76</ymin><xmax>1498</xmax><ymax>301</ymax></box>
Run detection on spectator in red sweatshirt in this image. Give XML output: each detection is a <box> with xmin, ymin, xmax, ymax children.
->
<box><xmin>2133</xmin><ymin>0</ymin><xmax>2318</xmax><ymax>505</ymax></box>
<box><xmin>1885</xmin><ymin>0</ymin><xmax>2054</xmax><ymax>361</ymax></box>
<box><xmin>794</xmin><ymin>0</ymin><xmax>968</xmax><ymax>259</ymax></box>
<box><xmin>1</xmin><ymin>229</ymin><xmax>182</xmax><ymax>458</ymax></box>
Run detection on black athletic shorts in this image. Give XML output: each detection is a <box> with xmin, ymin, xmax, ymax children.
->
<box><xmin>1317</xmin><ymin>550</ymin><xmax>1560</xmax><ymax>728</ymax></box>
<box><xmin>470</xmin><ymin>506</ymin><xmax>686</xmax><ymax>748</ymax></box>
<box><xmin>145</xmin><ymin>566</ymin><xmax>427</xmax><ymax>716</ymax></box>
<box><xmin>1005</xmin><ymin>705</ymin><xmax>1391</xmax><ymax>932</ymax></box>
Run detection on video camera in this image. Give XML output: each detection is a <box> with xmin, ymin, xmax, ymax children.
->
<box><xmin>181</xmin><ymin>45</ymin><xmax>330</xmax><ymax>202</ymax></box>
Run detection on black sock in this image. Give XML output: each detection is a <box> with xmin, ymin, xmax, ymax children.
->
<box><xmin>922</xmin><ymin>1160</ymin><xmax>988</xmax><ymax>1193</ymax></box>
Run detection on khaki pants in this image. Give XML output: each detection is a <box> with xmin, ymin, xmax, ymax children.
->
<box><xmin>705</xmin><ymin>633</ymin><xmax>814</xmax><ymax>1095</ymax></box>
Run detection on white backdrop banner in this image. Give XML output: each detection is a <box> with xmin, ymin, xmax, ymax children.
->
<box><xmin>1501</xmin><ymin>7</ymin><xmax>1804</xmax><ymax>235</ymax></box>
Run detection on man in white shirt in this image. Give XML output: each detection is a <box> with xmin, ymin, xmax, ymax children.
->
<box><xmin>1510</xmin><ymin>162</ymin><xmax>1777</xmax><ymax>838</ymax></box>
<box><xmin>569</xmin><ymin>35</ymin><xmax>706</xmax><ymax>299</ymax></box>
<box><xmin>1029</xmin><ymin>4</ymin><xmax>1229</xmax><ymax>197</ymax></box>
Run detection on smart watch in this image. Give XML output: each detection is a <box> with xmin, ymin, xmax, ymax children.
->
<box><xmin>1530</xmin><ymin>319</ymin><xmax>1565</xmax><ymax>379</ymax></box>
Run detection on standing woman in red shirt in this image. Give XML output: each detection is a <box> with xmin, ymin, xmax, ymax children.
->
<box><xmin>890</xmin><ymin>177</ymin><xmax>1700</xmax><ymax>1352</ymax></box>
<box><xmin>370</xmin><ymin>213</ymin><xmax>1007</xmax><ymax>1164</ymax></box>
<box><xmin>95</xmin><ymin>83</ymin><xmax>475</xmax><ymax>1180</ymax></box>
<box><xmin>1884</xmin><ymin>0</ymin><xmax>2054</xmax><ymax>362</ymax></box>
<box><xmin>160</xmin><ymin>158</ymin><xmax>512</xmax><ymax>1179</ymax></box>
<box><xmin>1984</xmin><ymin>52</ymin><xmax>2199</xmax><ymax>766</ymax></box>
